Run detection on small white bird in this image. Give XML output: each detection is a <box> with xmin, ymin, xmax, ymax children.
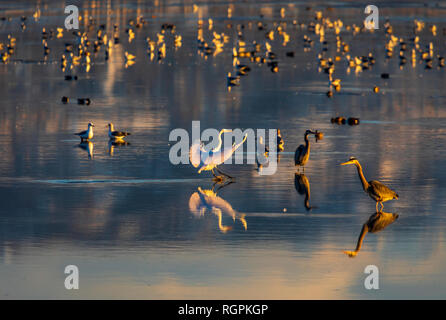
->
<box><xmin>108</xmin><ymin>123</ymin><xmax>131</xmax><ymax>140</ymax></box>
<box><xmin>74</xmin><ymin>122</ymin><xmax>94</xmax><ymax>141</ymax></box>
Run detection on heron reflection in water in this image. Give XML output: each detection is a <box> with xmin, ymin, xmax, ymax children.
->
<box><xmin>294</xmin><ymin>173</ymin><xmax>313</xmax><ymax>211</ymax></box>
<box><xmin>188</xmin><ymin>181</ymin><xmax>247</xmax><ymax>233</ymax></box>
<box><xmin>77</xmin><ymin>141</ymin><xmax>94</xmax><ymax>159</ymax></box>
<box><xmin>344</xmin><ymin>211</ymin><xmax>399</xmax><ymax>257</ymax></box>
<box><xmin>108</xmin><ymin>140</ymin><xmax>130</xmax><ymax>156</ymax></box>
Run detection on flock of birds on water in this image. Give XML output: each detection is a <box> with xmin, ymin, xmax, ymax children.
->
<box><xmin>187</xmin><ymin>125</ymin><xmax>399</xmax><ymax>256</ymax></box>
<box><xmin>2</xmin><ymin>4</ymin><xmax>443</xmax><ymax>256</ymax></box>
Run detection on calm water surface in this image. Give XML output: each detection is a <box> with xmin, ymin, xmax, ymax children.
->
<box><xmin>1</xmin><ymin>0</ymin><xmax>446</xmax><ymax>299</ymax></box>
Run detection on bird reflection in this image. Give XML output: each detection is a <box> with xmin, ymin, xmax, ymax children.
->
<box><xmin>108</xmin><ymin>140</ymin><xmax>130</xmax><ymax>156</ymax></box>
<box><xmin>294</xmin><ymin>173</ymin><xmax>313</xmax><ymax>211</ymax></box>
<box><xmin>77</xmin><ymin>141</ymin><xmax>94</xmax><ymax>159</ymax></box>
<box><xmin>188</xmin><ymin>181</ymin><xmax>247</xmax><ymax>233</ymax></box>
<box><xmin>344</xmin><ymin>211</ymin><xmax>399</xmax><ymax>258</ymax></box>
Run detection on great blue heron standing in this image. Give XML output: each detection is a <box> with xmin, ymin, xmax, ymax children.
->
<box><xmin>295</xmin><ymin>130</ymin><xmax>316</xmax><ymax>171</ymax></box>
<box><xmin>341</xmin><ymin>157</ymin><xmax>399</xmax><ymax>212</ymax></box>
<box><xmin>190</xmin><ymin>129</ymin><xmax>248</xmax><ymax>181</ymax></box>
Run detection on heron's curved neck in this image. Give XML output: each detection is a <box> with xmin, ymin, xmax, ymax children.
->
<box><xmin>304</xmin><ymin>133</ymin><xmax>311</xmax><ymax>148</ymax></box>
<box><xmin>354</xmin><ymin>162</ymin><xmax>369</xmax><ymax>191</ymax></box>
<box><xmin>354</xmin><ymin>224</ymin><xmax>369</xmax><ymax>252</ymax></box>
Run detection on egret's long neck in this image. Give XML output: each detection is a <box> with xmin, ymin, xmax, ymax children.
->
<box><xmin>213</xmin><ymin>130</ymin><xmax>225</xmax><ymax>152</ymax></box>
<box><xmin>232</xmin><ymin>134</ymin><xmax>247</xmax><ymax>152</ymax></box>
<box><xmin>355</xmin><ymin>162</ymin><xmax>369</xmax><ymax>191</ymax></box>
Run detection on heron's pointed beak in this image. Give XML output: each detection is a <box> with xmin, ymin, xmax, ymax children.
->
<box><xmin>340</xmin><ymin>160</ymin><xmax>354</xmax><ymax>165</ymax></box>
<box><xmin>343</xmin><ymin>250</ymin><xmax>358</xmax><ymax>258</ymax></box>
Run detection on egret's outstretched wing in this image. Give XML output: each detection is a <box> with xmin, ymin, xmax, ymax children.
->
<box><xmin>221</xmin><ymin>133</ymin><xmax>247</xmax><ymax>163</ymax></box>
<box><xmin>188</xmin><ymin>191</ymin><xmax>205</xmax><ymax>217</ymax></box>
<box><xmin>188</xmin><ymin>187</ymin><xmax>236</xmax><ymax>218</ymax></box>
<box><xmin>189</xmin><ymin>140</ymin><xmax>204</xmax><ymax>168</ymax></box>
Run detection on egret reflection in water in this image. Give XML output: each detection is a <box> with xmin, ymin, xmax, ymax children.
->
<box><xmin>344</xmin><ymin>211</ymin><xmax>399</xmax><ymax>258</ymax></box>
<box><xmin>188</xmin><ymin>182</ymin><xmax>247</xmax><ymax>233</ymax></box>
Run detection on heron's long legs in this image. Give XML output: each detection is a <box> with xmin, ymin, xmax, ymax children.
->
<box><xmin>211</xmin><ymin>168</ymin><xmax>224</xmax><ymax>181</ymax></box>
<box><xmin>375</xmin><ymin>202</ymin><xmax>384</xmax><ymax>212</ymax></box>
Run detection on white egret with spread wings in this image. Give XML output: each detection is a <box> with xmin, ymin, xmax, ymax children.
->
<box><xmin>190</xmin><ymin>129</ymin><xmax>248</xmax><ymax>181</ymax></box>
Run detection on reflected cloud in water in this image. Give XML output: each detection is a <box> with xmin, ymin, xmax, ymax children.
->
<box><xmin>188</xmin><ymin>182</ymin><xmax>247</xmax><ymax>233</ymax></box>
<box><xmin>344</xmin><ymin>211</ymin><xmax>399</xmax><ymax>258</ymax></box>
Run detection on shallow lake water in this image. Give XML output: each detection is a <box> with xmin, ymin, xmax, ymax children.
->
<box><xmin>1</xmin><ymin>0</ymin><xmax>446</xmax><ymax>299</ymax></box>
